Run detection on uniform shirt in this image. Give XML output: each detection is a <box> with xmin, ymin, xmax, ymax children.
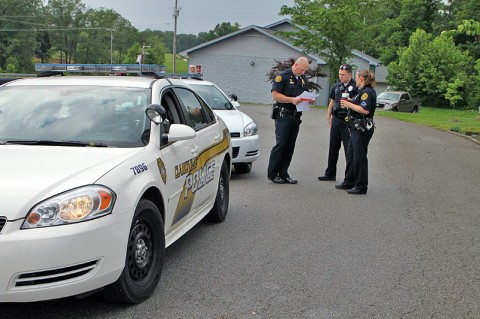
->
<box><xmin>272</xmin><ymin>68</ymin><xmax>309</xmax><ymax>111</ymax></box>
<box><xmin>349</xmin><ymin>85</ymin><xmax>377</xmax><ymax>118</ymax></box>
<box><xmin>329</xmin><ymin>79</ymin><xmax>358</xmax><ymax>112</ymax></box>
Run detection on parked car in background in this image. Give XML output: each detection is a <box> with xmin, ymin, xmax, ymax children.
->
<box><xmin>183</xmin><ymin>79</ymin><xmax>259</xmax><ymax>174</ymax></box>
<box><xmin>376</xmin><ymin>91</ymin><xmax>421</xmax><ymax>113</ymax></box>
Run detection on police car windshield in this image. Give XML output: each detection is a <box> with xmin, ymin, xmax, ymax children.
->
<box><xmin>0</xmin><ymin>85</ymin><xmax>150</xmax><ymax>148</ymax></box>
<box><xmin>189</xmin><ymin>84</ymin><xmax>234</xmax><ymax>110</ymax></box>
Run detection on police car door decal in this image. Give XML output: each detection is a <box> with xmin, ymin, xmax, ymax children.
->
<box><xmin>172</xmin><ymin>129</ymin><xmax>230</xmax><ymax>224</ymax></box>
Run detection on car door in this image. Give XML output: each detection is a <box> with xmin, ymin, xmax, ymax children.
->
<box><xmin>399</xmin><ymin>93</ymin><xmax>409</xmax><ymax>112</ymax></box>
<box><xmin>173</xmin><ymin>86</ymin><xmax>224</xmax><ymax>209</ymax></box>
<box><xmin>157</xmin><ymin>89</ymin><xmax>201</xmax><ymax>230</ymax></box>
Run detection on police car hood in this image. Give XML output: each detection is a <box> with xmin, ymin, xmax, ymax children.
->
<box><xmin>0</xmin><ymin>146</ymin><xmax>142</xmax><ymax>219</ymax></box>
<box><xmin>213</xmin><ymin>109</ymin><xmax>253</xmax><ymax>134</ymax></box>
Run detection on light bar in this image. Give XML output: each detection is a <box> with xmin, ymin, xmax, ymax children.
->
<box><xmin>34</xmin><ymin>63</ymin><xmax>166</xmax><ymax>74</ymax></box>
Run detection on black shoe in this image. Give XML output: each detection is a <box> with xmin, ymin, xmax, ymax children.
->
<box><xmin>335</xmin><ymin>182</ymin><xmax>352</xmax><ymax>190</ymax></box>
<box><xmin>347</xmin><ymin>187</ymin><xmax>367</xmax><ymax>195</ymax></box>
<box><xmin>282</xmin><ymin>177</ymin><xmax>298</xmax><ymax>184</ymax></box>
<box><xmin>268</xmin><ymin>176</ymin><xmax>286</xmax><ymax>184</ymax></box>
<box><xmin>318</xmin><ymin>175</ymin><xmax>336</xmax><ymax>181</ymax></box>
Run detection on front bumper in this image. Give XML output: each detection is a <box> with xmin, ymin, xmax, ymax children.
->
<box><xmin>231</xmin><ymin>135</ymin><xmax>259</xmax><ymax>164</ymax></box>
<box><xmin>0</xmin><ymin>209</ymin><xmax>132</xmax><ymax>302</ymax></box>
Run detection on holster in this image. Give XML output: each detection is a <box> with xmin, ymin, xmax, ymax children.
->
<box><xmin>271</xmin><ymin>105</ymin><xmax>279</xmax><ymax>119</ymax></box>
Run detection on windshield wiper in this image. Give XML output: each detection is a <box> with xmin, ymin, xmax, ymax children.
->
<box><xmin>3</xmin><ymin>140</ymin><xmax>108</xmax><ymax>147</ymax></box>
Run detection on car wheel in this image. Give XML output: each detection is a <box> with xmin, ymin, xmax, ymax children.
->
<box><xmin>412</xmin><ymin>106</ymin><xmax>418</xmax><ymax>113</ymax></box>
<box><xmin>101</xmin><ymin>200</ymin><xmax>165</xmax><ymax>304</ymax></box>
<box><xmin>234</xmin><ymin>162</ymin><xmax>252</xmax><ymax>174</ymax></box>
<box><xmin>204</xmin><ymin>160</ymin><xmax>229</xmax><ymax>223</ymax></box>
<box><xmin>392</xmin><ymin>107</ymin><xmax>398</xmax><ymax>112</ymax></box>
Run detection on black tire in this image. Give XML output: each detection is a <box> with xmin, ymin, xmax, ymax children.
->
<box><xmin>204</xmin><ymin>160</ymin><xmax>229</xmax><ymax>223</ymax></box>
<box><xmin>412</xmin><ymin>106</ymin><xmax>418</xmax><ymax>113</ymax></box>
<box><xmin>234</xmin><ymin>162</ymin><xmax>252</xmax><ymax>174</ymax></box>
<box><xmin>101</xmin><ymin>200</ymin><xmax>165</xmax><ymax>304</ymax></box>
<box><xmin>392</xmin><ymin>107</ymin><xmax>398</xmax><ymax>112</ymax></box>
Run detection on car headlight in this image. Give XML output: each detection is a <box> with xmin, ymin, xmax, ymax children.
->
<box><xmin>22</xmin><ymin>185</ymin><xmax>116</xmax><ymax>229</ymax></box>
<box><xmin>244</xmin><ymin>122</ymin><xmax>258</xmax><ymax>137</ymax></box>
<box><xmin>383</xmin><ymin>103</ymin><xmax>393</xmax><ymax>110</ymax></box>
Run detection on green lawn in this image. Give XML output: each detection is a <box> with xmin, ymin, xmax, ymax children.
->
<box><xmin>376</xmin><ymin>107</ymin><xmax>480</xmax><ymax>137</ymax></box>
<box><xmin>164</xmin><ymin>54</ymin><xmax>188</xmax><ymax>73</ymax></box>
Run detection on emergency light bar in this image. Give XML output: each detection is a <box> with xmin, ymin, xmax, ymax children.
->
<box><xmin>34</xmin><ymin>63</ymin><xmax>166</xmax><ymax>74</ymax></box>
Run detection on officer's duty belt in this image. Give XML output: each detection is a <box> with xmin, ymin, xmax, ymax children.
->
<box><xmin>280</xmin><ymin>107</ymin><xmax>302</xmax><ymax>116</ymax></box>
<box><xmin>333</xmin><ymin>109</ymin><xmax>348</xmax><ymax>118</ymax></box>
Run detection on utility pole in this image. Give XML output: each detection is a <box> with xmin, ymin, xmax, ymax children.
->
<box><xmin>172</xmin><ymin>0</ymin><xmax>180</xmax><ymax>73</ymax></box>
<box><xmin>106</xmin><ymin>28</ymin><xmax>115</xmax><ymax>64</ymax></box>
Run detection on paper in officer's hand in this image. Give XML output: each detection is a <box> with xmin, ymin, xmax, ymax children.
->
<box><xmin>296</xmin><ymin>91</ymin><xmax>318</xmax><ymax>112</ymax></box>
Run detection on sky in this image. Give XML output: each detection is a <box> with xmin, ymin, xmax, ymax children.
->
<box><xmin>81</xmin><ymin>0</ymin><xmax>296</xmax><ymax>34</ymax></box>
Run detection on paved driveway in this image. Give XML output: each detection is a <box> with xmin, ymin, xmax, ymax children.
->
<box><xmin>2</xmin><ymin>104</ymin><xmax>479</xmax><ymax>318</ymax></box>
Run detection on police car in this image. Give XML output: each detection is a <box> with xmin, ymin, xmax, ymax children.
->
<box><xmin>181</xmin><ymin>79</ymin><xmax>259</xmax><ymax>174</ymax></box>
<box><xmin>0</xmin><ymin>64</ymin><xmax>232</xmax><ymax>304</ymax></box>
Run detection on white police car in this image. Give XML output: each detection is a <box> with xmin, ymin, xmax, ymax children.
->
<box><xmin>181</xmin><ymin>80</ymin><xmax>259</xmax><ymax>174</ymax></box>
<box><xmin>0</xmin><ymin>64</ymin><xmax>232</xmax><ymax>304</ymax></box>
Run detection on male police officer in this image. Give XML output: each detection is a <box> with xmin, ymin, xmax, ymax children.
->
<box><xmin>318</xmin><ymin>64</ymin><xmax>357</xmax><ymax>181</ymax></box>
<box><xmin>267</xmin><ymin>57</ymin><xmax>314</xmax><ymax>184</ymax></box>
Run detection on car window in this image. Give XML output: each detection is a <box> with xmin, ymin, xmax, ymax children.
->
<box><xmin>189</xmin><ymin>84</ymin><xmax>234</xmax><ymax>110</ymax></box>
<box><xmin>174</xmin><ymin>87</ymin><xmax>214</xmax><ymax>131</ymax></box>
<box><xmin>0</xmin><ymin>85</ymin><xmax>149</xmax><ymax>147</ymax></box>
<box><xmin>401</xmin><ymin>94</ymin><xmax>410</xmax><ymax>100</ymax></box>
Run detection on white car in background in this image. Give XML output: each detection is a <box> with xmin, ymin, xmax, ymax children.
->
<box><xmin>183</xmin><ymin>80</ymin><xmax>259</xmax><ymax>174</ymax></box>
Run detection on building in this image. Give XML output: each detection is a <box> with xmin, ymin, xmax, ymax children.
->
<box><xmin>180</xmin><ymin>19</ymin><xmax>387</xmax><ymax>106</ymax></box>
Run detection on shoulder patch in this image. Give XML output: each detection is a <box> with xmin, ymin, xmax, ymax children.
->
<box><xmin>275</xmin><ymin>75</ymin><xmax>282</xmax><ymax>83</ymax></box>
<box><xmin>361</xmin><ymin>93</ymin><xmax>369</xmax><ymax>100</ymax></box>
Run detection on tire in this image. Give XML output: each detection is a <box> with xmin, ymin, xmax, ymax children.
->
<box><xmin>412</xmin><ymin>106</ymin><xmax>418</xmax><ymax>113</ymax></box>
<box><xmin>392</xmin><ymin>107</ymin><xmax>398</xmax><ymax>112</ymax></box>
<box><xmin>204</xmin><ymin>160</ymin><xmax>229</xmax><ymax>223</ymax></box>
<box><xmin>101</xmin><ymin>200</ymin><xmax>165</xmax><ymax>304</ymax></box>
<box><xmin>234</xmin><ymin>162</ymin><xmax>252</xmax><ymax>174</ymax></box>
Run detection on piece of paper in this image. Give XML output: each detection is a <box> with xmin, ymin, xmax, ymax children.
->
<box><xmin>296</xmin><ymin>91</ymin><xmax>318</xmax><ymax>111</ymax></box>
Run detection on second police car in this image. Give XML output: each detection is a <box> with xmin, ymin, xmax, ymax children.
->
<box><xmin>0</xmin><ymin>64</ymin><xmax>232</xmax><ymax>304</ymax></box>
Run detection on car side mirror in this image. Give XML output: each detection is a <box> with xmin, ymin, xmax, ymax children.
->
<box><xmin>145</xmin><ymin>104</ymin><xmax>167</xmax><ymax>125</ymax></box>
<box><xmin>228</xmin><ymin>93</ymin><xmax>238</xmax><ymax>102</ymax></box>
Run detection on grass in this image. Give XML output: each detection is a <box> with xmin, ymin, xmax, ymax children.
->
<box><xmin>164</xmin><ymin>54</ymin><xmax>188</xmax><ymax>73</ymax></box>
<box><xmin>376</xmin><ymin>106</ymin><xmax>480</xmax><ymax>141</ymax></box>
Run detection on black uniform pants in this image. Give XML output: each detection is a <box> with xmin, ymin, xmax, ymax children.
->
<box><xmin>343</xmin><ymin>127</ymin><xmax>374</xmax><ymax>191</ymax></box>
<box><xmin>324</xmin><ymin>115</ymin><xmax>350</xmax><ymax>177</ymax></box>
<box><xmin>267</xmin><ymin>112</ymin><xmax>302</xmax><ymax>179</ymax></box>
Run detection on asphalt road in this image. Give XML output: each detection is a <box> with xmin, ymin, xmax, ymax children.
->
<box><xmin>2</xmin><ymin>104</ymin><xmax>480</xmax><ymax>318</ymax></box>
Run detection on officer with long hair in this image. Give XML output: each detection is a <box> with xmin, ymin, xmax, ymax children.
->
<box><xmin>335</xmin><ymin>69</ymin><xmax>376</xmax><ymax>194</ymax></box>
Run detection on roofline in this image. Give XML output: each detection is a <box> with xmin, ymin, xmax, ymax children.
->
<box><xmin>179</xmin><ymin>25</ymin><xmax>325</xmax><ymax>64</ymax></box>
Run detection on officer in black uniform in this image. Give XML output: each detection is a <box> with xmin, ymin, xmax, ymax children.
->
<box><xmin>267</xmin><ymin>57</ymin><xmax>314</xmax><ymax>184</ymax></box>
<box><xmin>336</xmin><ymin>69</ymin><xmax>377</xmax><ymax>194</ymax></box>
<box><xmin>318</xmin><ymin>64</ymin><xmax>357</xmax><ymax>181</ymax></box>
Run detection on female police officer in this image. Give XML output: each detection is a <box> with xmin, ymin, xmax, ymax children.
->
<box><xmin>335</xmin><ymin>69</ymin><xmax>376</xmax><ymax>194</ymax></box>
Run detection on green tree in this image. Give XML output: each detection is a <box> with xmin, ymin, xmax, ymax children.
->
<box><xmin>388</xmin><ymin>29</ymin><xmax>473</xmax><ymax>108</ymax></box>
<box><xmin>375</xmin><ymin>0</ymin><xmax>442</xmax><ymax>65</ymax></box>
<box><xmin>45</xmin><ymin>0</ymin><xmax>87</xmax><ymax>63</ymax></box>
<box><xmin>280</xmin><ymin>0</ymin><xmax>368</xmax><ymax>82</ymax></box>
<box><xmin>0</xmin><ymin>0</ymin><xmax>43</xmax><ymax>72</ymax></box>
<box><xmin>197</xmin><ymin>22</ymin><xmax>240</xmax><ymax>43</ymax></box>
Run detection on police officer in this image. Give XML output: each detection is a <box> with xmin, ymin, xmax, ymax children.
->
<box><xmin>336</xmin><ymin>69</ymin><xmax>376</xmax><ymax>194</ymax></box>
<box><xmin>318</xmin><ymin>64</ymin><xmax>357</xmax><ymax>181</ymax></box>
<box><xmin>267</xmin><ymin>56</ymin><xmax>314</xmax><ymax>184</ymax></box>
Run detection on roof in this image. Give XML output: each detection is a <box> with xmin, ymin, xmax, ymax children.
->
<box><xmin>180</xmin><ymin>20</ymin><xmax>383</xmax><ymax>67</ymax></box>
<box><xmin>179</xmin><ymin>24</ymin><xmax>326</xmax><ymax>65</ymax></box>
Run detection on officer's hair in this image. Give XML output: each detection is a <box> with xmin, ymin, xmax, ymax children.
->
<box><xmin>357</xmin><ymin>69</ymin><xmax>376</xmax><ymax>87</ymax></box>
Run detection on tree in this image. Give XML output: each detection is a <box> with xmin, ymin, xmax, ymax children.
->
<box><xmin>45</xmin><ymin>0</ymin><xmax>87</xmax><ymax>63</ymax></box>
<box><xmin>375</xmin><ymin>0</ymin><xmax>443</xmax><ymax>65</ymax></box>
<box><xmin>197</xmin><ymin>22</ymin><xmax>240</xmax><ymax>43</ymax></box>
<box><xmin>279</xmin><ymin>0</ymin><xmax>367</xmax><ymax>83</ymax></box>
<box><xmin>0</xmin><ymin>0</ymin><xmax>43</xmax><ymax>72</ymax></box>
<box><xmin>267</xmin><ymin>57</ymin><xmax>327</xmax><ymax>92</ymax></box>
<box><xmin>387</xmin><ymin>29</ymin><xmax>473</xmax><ymax>108</ymax></box>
